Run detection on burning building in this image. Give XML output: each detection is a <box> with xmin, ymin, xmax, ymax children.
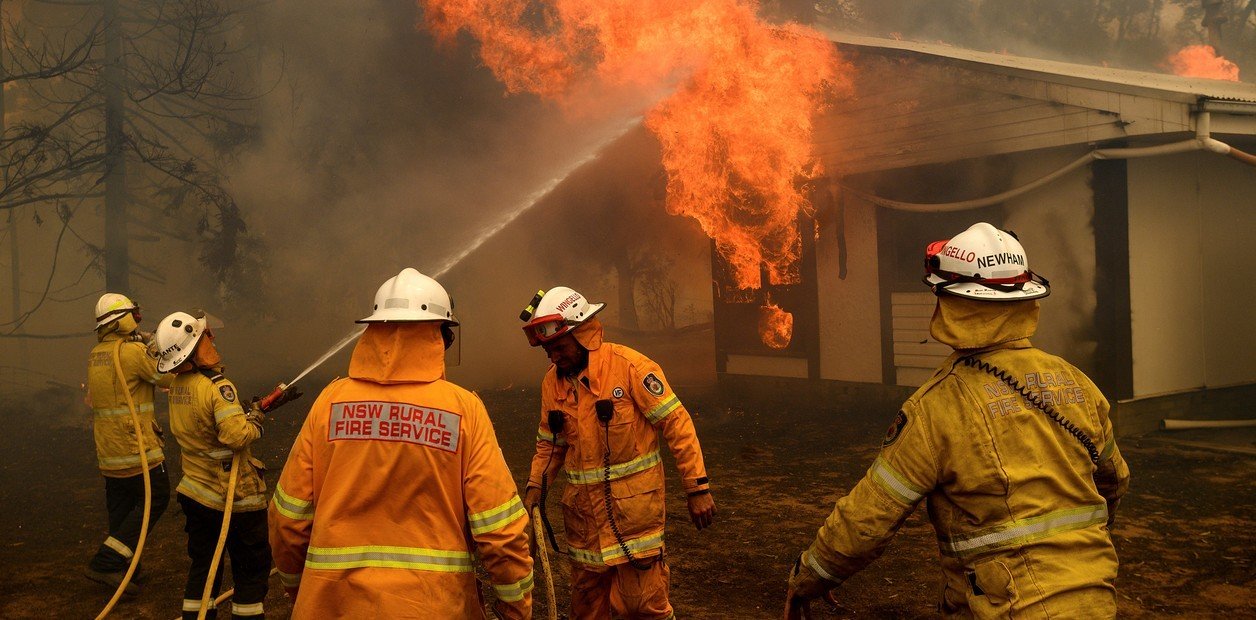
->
<box><xmin>714</xmin><ymin>34</ymin><xmax>1256</xmax><ymax>436</ymax></box>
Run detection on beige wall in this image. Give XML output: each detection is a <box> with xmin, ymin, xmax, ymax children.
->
<box><xmin>815</xmin><ymin>191</ymin><xmax>882</xmax><ymax>383</ymax></box>
<box><xmin>1002</xmin><ymin>147</ymin><xmax>1099</xmax><ymax>370</ymax></box>
<box><xmin>1128</xmin><ymin>151</ymin><xmax>1256</xmax><ymax>396</ymax></box>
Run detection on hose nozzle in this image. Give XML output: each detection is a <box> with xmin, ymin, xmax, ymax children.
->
<box><xmin>258</xmin><ymin>383</ymin><xmax>289</xmax><ymax>411</ymax></box>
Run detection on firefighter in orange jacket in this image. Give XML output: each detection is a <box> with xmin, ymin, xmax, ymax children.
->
<box><xmin>270</xmin><ymin>268</ymin><xmax>533</xmax><ymax>619</ymax></box>
<box><xmin>85</xmin><ymin>293</ymin><xmax>172</xmax><ymax>593</ymax></box>
<box><xmin>522</xmin><ymin>286</ymin><xmax>715</xmax><ymax>619</ymax></box>
<box><xmin>786</xmin><ymin>223</ymin><xmax>1131</xmax><ymax>618</ymax></box>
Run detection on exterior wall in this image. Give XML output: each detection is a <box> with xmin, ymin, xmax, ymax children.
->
<box><xmin>814</xmin><ymin>191</ymin><xmax>882</xmax><ymax>383</ymax></box>
<box><xmin>1002</xmin><ymin>146</ymin><xmax>1099</xmax><ymax>372</ymax></box>
<box><xmin>1128</xmin><ymin>151</ymin><xmax>1256</xmax><ymax>397</ymax></box>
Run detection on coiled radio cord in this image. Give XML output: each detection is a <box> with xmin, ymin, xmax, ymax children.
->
<box><xmin>598</xmin><ymin>399</ymin><xmax>653</xmax><ymax>570</ymax></box>
<box><xmin>961</xmin><ymin>356</ymin><xmax>1100</xmax><ymax>465</ymax></box>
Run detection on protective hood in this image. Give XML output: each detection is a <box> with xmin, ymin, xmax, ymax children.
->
<box><xmin>96</xmin><ymin>313</ymin><xmax>138</xmax><ymax>341</ymax></box>
<box><xmin>349</xmin><ymin>322</ymin><xmax>445</xmax><ymax>384</ymax></box>
<box><xmin>929</xmin><ymin>295</ymin><xmax>1039</xmax><ymax>350</ymax></box>
<box><xmin>572</xmin><ymin>317</ymin><xmax>604</xmax><ymax>351</ymax></box>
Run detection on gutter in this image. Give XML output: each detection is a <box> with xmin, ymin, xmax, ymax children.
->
<box><xmin>846</xmin><ymin>109</ymin><xmax>1256</xmax><ymax>212</ymax></box>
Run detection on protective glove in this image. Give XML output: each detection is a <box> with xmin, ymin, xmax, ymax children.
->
<box><xmin>258</xmin><ymin>386</ymin><xmax>304</xmax><ymax>413</ymax></box>
<box><xmin>784</xmin><ymin>551</ymin><xmax>840</xmax><ymax>614</ymax></box>
<box><xmin>245</xmin><ymin>402</ymin><xmax>267</xmax><ymax>427</ymax></box>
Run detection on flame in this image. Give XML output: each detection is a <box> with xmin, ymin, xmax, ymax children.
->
<box><xmin>1164</xmin><ymin>45</ymin><xmax>1240</xmax><ymax>82</ymax></box>
<box><xmin>758</xmin><ymin>301</ymin><xmax>793</xmax><ymax>349</ymax></box>
<box><xmin>419</xmin><ymin>0</ymin><xmax>850</xmax><ymax>294</ymax></box>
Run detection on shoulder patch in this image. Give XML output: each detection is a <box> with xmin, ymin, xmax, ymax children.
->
<box><xmin>642</xmin><ymin>372</ymin><xmax>666</xmax><ymax>397</ymax></box>
<box><xmin>882</xmin><ymin>411</ymin><xmax>908</xmax><ymax>447</ymax></box>
<box><xmin>218</xmin><ymin>385</ymin><xmax>236</xmax><ymax>403</ymax></box>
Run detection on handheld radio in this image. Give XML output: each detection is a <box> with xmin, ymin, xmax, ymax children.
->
<box><xmin>596</xmin><ymin>399</ymin><xmax>652</xmax><ymax>569</ymax></box>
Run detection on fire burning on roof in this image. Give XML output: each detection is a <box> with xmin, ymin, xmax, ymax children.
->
<box><xmin>1164</xmin><ymin>45</ymin><xmax>1240</xmax><ymax>82</ymax></box>
<box><xmin>420</xmin><ymin>0</ymin><xmax>852</xmax><ymax>347</ymax></box>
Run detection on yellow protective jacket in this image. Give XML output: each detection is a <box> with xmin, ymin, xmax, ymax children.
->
<box><xmin>527</xmin><ymin>319</ymin><xmax>710</xmax><ymax>568</ymax></box>
<box><xmin>803</xmin><ymin>296</ymin><xmax>1130</xmax><ymax>618</ymax></box>
<box><xmin>269</xmin><ymin>323</ymin><xmax>533</xmax><ymax>620</ymax></box>
<box><xmin>168</xmin><ymin>367</ymin><xmax>267</xmax><ymax>512</ymax></box>
<box><xmin>87</xmin><ymin>330</ymin><xmax>172</xmax><ymax>476</ymax></box>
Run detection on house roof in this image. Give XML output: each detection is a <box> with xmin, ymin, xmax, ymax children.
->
<box><xmin>822</xmin><ymin>32</ymin><xmax>1256</xmax><ymax>105</ymax></box>
<box><xmin>814</xmin><ymin>31</ymin><xmax>1256</xmax><ymax>175</ymax></box>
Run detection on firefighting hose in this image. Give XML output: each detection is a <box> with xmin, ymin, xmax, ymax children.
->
<box><xmin>196</xmin><ymin>451</ymin><xmax>242</xmax><ymax>620</ymax></box>
<box><xmin>530</xmin><ymin>506</ymin><xmax>558</xmax><ymax>620</ymax></box>
<box><xmin>182</xmin><ymin>330</ymin><xmax>355</xmax><ymax>617</ymax></box>
<box><xmin>94</xmin><ymin>339</ymin><xmax>154</xmax><ymax>620</ymax></box>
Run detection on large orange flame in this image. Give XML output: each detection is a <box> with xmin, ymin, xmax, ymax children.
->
<box><xmin>758</xmin><ymin>301</ymin><xmax>793</xmax><ymax>349</ymax></box>
<box><xmin>420</xmin><ymin>0</ymin><xmax>849</xmax><ymax>299</ymax></box>
<box><xmin>1164</xmin><ymin>45</ymin><xmax>1240</xmax><ymax>82</ymax></box>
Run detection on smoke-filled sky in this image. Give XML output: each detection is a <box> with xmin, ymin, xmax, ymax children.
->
<box><xmin>2</xmin><ymin>0</ymin><xmax>1251</xmax><ymax>391</ymax></box>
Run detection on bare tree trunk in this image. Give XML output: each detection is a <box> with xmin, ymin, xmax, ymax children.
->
<box><xmin>2</xmin><ymin>0</ymin><xmax>29</xmax><ymax>375</ymax></box>
<box><xmin>103</xmin><ymin>0</ymin><xmax>129</xmax><ymax>292</ymax></box>
<box><xmin>615</xmin><ymin>258</ymin><xmax>639</xmax><ymax>330</ymax></box>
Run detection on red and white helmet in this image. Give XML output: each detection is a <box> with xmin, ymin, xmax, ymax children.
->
<box><xmin>520</xmin><ymin>286</ymin><xmax>605</xmax><ymax>346</ymax></box>
<box><xmin>923</xmin><ymin>222</ymin><xmax>1049</xmax><ymax>301</ymax></box>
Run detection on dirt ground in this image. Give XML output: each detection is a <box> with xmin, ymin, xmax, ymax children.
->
<box><xmin>1</xmin><ymin>380</ymin><xmax>1252</xmax><ymax>619</ymax></box>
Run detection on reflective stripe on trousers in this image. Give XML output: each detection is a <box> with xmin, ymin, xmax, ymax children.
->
<box><xmin>304</xmin><ymin>545</ymin><xmax>474</xmax><ymax>573</ymax></box>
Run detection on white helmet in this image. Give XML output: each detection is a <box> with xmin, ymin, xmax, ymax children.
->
<box><xmin>923</xmin><ymin>222</ymin><xmax>1050</xmax><ymax>301</ymax></box>
<box><xmin>153</xmin><ymin>312</ymin><xmax>207</xmax><ymax>372</ymax></box>
<box><xmin>95</xmin><ymin>293</ymin><xmax>138</xmax><ymax>328</ymax></box>
<box><xmin>520</xmin><ymin>286</ymin><xmax>605</xmax><ymax>346</ymax></box>
<box><xmin>357</xmin><ymin>268</ymin><xmax>458</xmax><ymax>324</ymax></box>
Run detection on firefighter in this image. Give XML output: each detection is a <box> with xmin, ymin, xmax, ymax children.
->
<box><xmin>785</xmin><ymin>223</ymin><xmax>1131</xmax><ymax>618</ymax></box>
<box><xmin>154</xmin><ymin>311</ymin><xmax>295</xmax><ymax>619</ymax></box>
<box><xmin>521</xmin><ymin>286</ymin><xmax>715</xmax><ymax>619</ymax></box>
<box><xmin>84</xmin><ymin>293</ymin><xmax>172</xmax><ymax>594</ymax></box>
<box><xmin>269</xmin><ymin>268</ymin><xmax>533</xmax><ymax>619</ymax></box>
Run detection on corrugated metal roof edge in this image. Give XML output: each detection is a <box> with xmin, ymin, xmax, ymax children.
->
<box><xmin>821</xmin><ymin>30</ymin><xmax>1256</xmax><ymax>106</ymax></box>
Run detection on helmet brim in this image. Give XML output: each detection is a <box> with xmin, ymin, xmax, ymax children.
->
<box><xmin>356</xmin><ymin>308</ymin><xmax>459</xmax><ymax>325</ymax></box>
<box><xmin>926</xmin><ymin>273</ymin><xmax>1050</xmax><ymax>301</ymax></box>
<box><xmin>95</xmin><ymin>308</ymin><xmax>135</xmax><ymax>328</ymax></box>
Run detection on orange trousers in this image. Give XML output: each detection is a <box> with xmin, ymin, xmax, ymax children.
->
<box><xmin>570</xmin><ymin>556</ymin><xmax>673</xmax><ymax>619</ymax></box>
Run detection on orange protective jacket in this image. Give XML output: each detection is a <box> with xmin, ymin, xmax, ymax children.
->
<box><xmin>269</xmin><ymin>323</ymin><xmax>533</xmax><ymax>619</ymax></box>
<box><xmin>527</xmin><ymin>319</ymin><xmax>710</xmax><ymax>568</ymax></box>
<box><xmin>802</xmin><ymin>297</ymin><xmax>1130</xmax><ymax>618</ymax></box>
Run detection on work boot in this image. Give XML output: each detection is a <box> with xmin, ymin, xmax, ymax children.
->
<box><xmin>84</xmin><ymin>567</ymin><xmax>141</xmax><ymax>596</ymax></box>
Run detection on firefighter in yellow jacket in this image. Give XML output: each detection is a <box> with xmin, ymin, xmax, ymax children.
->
<box><xmin>85</xmin><ymin>293</ymin><xmax>172</xmax><ymax>593</ymax></box>
<box><xmin>269</xmin><ymin>268</ymin><xmax>533</xmax><ymax>619</ymax></box>
<box><xmin>786</xmin><ymin>223</ymin><xmax>1131</xmax><ymax>618</ymax></box>
<box><xmin>154</xmin><ymin>311</ymin><xmax>297</xmax><ymax>619</ymax></box>
<box><xmin>521</xmin><ymin>286</ymin><xmax>715</xmax><ymax>619</ymax></box>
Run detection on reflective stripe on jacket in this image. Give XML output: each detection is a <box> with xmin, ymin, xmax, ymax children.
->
<box><xmin>269</xmin><ymin>323</ymin><xmax>532</xmax><ymax>619</ymax></box>
<box><xmin>804</xmin><ymin>297</ymin><xmax>1131</xmax><ymax>619</ymax></box>
<box><xmin>87</xmin><ymin>334</ymin><xmax>172</xmax><ymax>476</ymax></box>
<box><xmin>527</xmin><ymin>319</ymin><xmax>710</xmax><ymax>568</ymax></box>
<box><xmin>168</xmin><ymin>368</ymin><xmax>266</xmax><ymax>511</ymax></box>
